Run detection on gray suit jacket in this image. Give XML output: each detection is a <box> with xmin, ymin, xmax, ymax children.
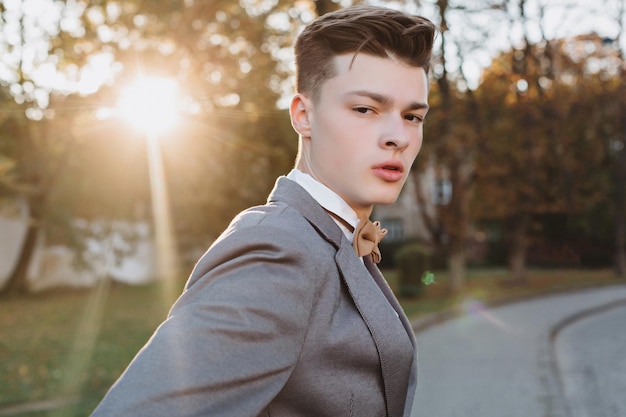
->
<box><xmin>91</xmin><ymin>177</ymin><xmax>417</xmax><ymax>417</ymax></box>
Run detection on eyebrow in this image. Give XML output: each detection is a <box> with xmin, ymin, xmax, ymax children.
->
<box><xmin>345</xmin><ymin>90</ymin><xmax>429</xmax><ymax>111</ymax></box>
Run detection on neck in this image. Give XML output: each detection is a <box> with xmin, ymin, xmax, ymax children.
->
<box><xmin>294</xmin><ymin>155</ymin><xmax>374</xmax><ymax>220</ymax></box>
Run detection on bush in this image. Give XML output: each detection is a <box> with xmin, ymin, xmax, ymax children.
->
<box><xmin>394</xmin><ymin>242</ymin><xmax>433</xmax><ymax>297</ymax></box>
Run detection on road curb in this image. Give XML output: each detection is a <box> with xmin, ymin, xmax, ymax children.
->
<box><xmin>547</xmin><ymin>295</ymin><xmax>626</xmax><ymax>417</ymax></box>
<box><xmin>410</xmin><ymin>282</ymin><xmax>626</xmax><ymax>334</ymax></box>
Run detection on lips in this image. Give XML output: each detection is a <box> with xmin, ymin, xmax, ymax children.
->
<box><xmin>373</xmin><ymin>160</ymin><xmax>405</xmax><ymax>182</ymax></box>
<box><xmin>375</xmin><ymin>160</ymin><xmax>404</xmax><ymax>172</ymax></box>
<box><xmin>383</xmin><ymin>165</ymin><xmax>400</xmax><ymax>171</ymax></box>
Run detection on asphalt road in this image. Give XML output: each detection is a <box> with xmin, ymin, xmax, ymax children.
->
<box><xmin>409</xmin><ymin>284</ymin><xmax>626</xmax><ymax>417</ymax></box>
<box><xmin>555</xmin><ymin>301</ymin><xmax>626</xmax><ymax>417</ymax></box>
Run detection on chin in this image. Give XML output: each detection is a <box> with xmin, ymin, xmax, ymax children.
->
<box><xmin>365</xmin><ymin>184</ymin><xmax>403</xmax><ymax>206</ymax></box>
<box><xmin>372</xmin><ymin>193</ymin><xmax>401</xmax><ymax>206</ymax></box>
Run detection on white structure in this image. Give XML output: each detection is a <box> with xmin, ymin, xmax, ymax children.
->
<box><xmin>0</xmin><ymin>199</ymin><xmax>156</xmax><ymax>292</ymax></box>
<box><xmin>0</xmin><ymin>199</ymin><xmax>30</xmax><ymax>284</ymax></box>
<box><xmin>374</xmin><ymin>161</ymin><xmax>446</xmax><ymax>244</ymax></box>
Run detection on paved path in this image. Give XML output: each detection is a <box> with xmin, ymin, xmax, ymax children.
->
<box><xmin>555</xmin><ymin>301</ymin><xmax>626</xmax><ymax>417</ymax></box>
<box><xmin>409</xmin><ymin>284</ymin><xmax>626</xmax><ymax>417</ymax></box>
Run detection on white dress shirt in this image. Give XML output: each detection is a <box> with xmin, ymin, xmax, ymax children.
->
<box><xmin>286</xmin><ymin>169</ymin><xmax>399</xmax><ymax>318</ymax></box>
<box><xmin>286</xmin><ymin>169</ymin><xmax>359</xmax><ymax>244</ymax></box>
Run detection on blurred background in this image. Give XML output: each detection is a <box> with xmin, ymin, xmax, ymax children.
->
<box><xmin>0</xmin><ymin>0</ymin><xmax>624</xmax><ymax>415</ymax></box>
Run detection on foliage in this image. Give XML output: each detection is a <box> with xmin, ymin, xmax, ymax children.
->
<box><xmin>475</xmin><ymin>37</ymin><xmax>609</xmax><ymax>218</ymax></box>
<box><xmin>411</xmin><ymin>0</ymin><xmax>626</xmax><ymax>287</ymax></box>
<box><xmin>1</xmin><ymin>0</ymin><xmax>625</xmax><ymax>295</ymax></box>
<box><xmin>394</xmin><ymin>242</ymin><xmax>434</xmax><ymax>297</ymax></box>
<box><xmin>401</xmin><ymin>267</ymin><xmax>621</xmax><ymax>319</ymax></box>
<box><xmin>472</xmin><ymin>32</ymin><xmax>624</xmax><ymax>277</ymax></box>
<box><xmin>48</xmin><ymin>0</ymin><xmax>306</xmax><ymax>242</ymax></box>
<box><xmin>410</xmin><ymin>0</ymin><xmax>483</xmax><ymax>293</ymax></box>
<box><xmin>0</xmin><ymin>0</ymin><xmax>309</xmax><ymax>292</ymax></box>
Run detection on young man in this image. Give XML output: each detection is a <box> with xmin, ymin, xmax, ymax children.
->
<box><xmin>91</xmin><ymin>5</ymin><xmax>434</xmax><ymax>417</ymax></box>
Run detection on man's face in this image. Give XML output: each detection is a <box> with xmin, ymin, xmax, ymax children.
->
<box><xmin>293</xmin><ymin>53</ymin><xmax>429</xmax><ymax>218</ymax></box>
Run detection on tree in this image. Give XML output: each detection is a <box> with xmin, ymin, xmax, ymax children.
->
<box><xmin>411</xmin><ymin>0</ymin><xmax>505</xmax><ymax>292</ymax></box>
<box><xmin>0</xmin><ymin>0</ymin><xmax>309</xmax><ymax>294</ymax></box>
<box><xmin>606</xmin><ymin>0</ymin><xmax>626</xmax><ymax>277</ymax></box>
<box><xmin>411</xmin><ymin>0</ymin><xmax>623</xmax><ymax>286</ymax></box>
<box><xmin>474</xmin><ymin>28</ymin><xmax>620</xmax><ymax>280</ymax></box>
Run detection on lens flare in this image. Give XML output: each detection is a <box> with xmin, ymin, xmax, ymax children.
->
<box><xmin>461</xmin><ymin>298</ymin><xmax>513</xmax><ymax>333</ymax></box>
<box><xmin>146</xmin><ymin>133</ymin><xmax>180</xmax><ymax>303</ymax></box>
<box><xmin>117</xmin><ymin>76</ymin><xmax>181</xmax><ymax>303</ymax></box>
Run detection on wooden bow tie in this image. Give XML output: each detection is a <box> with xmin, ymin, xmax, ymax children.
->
<box><xmin>353</xmin><ymin>218</ymin><xmax>387</xmax><ymax>263</ymax></box>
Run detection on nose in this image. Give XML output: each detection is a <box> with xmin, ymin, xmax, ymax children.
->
<box><xmin>380</xmin><ymin>114</ymin><xmax>409</xmax><ymax>150</ymax></box>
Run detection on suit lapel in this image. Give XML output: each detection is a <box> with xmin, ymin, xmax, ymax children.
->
<box><xmin>336</xmin><ymin>246</ymin><xmax>414</xmax><ymax>417</ymax></box>
<box><xmin>269</xmin><ymin>177</ymin><xmax>415</xmax><ymax>416</ymax></box>
<box><xmin>364</xmin><ymin>257</ymin><xmax>417</xmax><ymax>349</ymax></box>
<box><xmin>268</xmin><ymin>177</ymin><xmax>344</xmax><ymax>248</ymax></box>
<box><xmin>364</xmin><ymin>257</ymin><xmax>419</xmax><ymax>417</ymax></box>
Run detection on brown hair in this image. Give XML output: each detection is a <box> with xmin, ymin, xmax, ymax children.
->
<box><xmin>294</xmin><ymin>5</ymin><xmax>436</xmax><ymax>101</ymax></box>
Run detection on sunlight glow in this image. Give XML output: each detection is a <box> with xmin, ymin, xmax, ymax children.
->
<box><xmin>116</xmin><ymin>76</ymin><xmax>181</xmax><ymax>304</ymax></box>
<box><xmin>146</xmin><ymin>136</ymin><xmax>180</xmax><ymax>304</ymax></box>
<box><xmin>117</xmin><ymin>77</ymin><xmax>180</xmax><ymax>136</ymax></box>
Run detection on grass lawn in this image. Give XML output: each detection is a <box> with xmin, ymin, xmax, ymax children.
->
<box><xmin>385</xmin><ymin>267</ymin><xmax>623</xmax><ymax>320</ymax></box>
<box><xmin>0</xmin><ymin>281</ymin><xmax>178</xmax><ymax>417</ymax></box>
<box><xmin>0</xmin><ymin>267</ymin><xmax>623</xmax><ymax>416</ymax></box>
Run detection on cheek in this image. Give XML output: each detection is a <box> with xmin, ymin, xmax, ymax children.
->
<box><xmin>415</xmin><ymin>139</ymin><xmax>424</xmax><ymax>154</ymax></box>
<box><xmin>408</xmin><ymin>135</ymin><xmax>423</xmax><ymax>158</ymax></box>
<box><xmin>309</xmin><ymin>133</ymin><xmax>344</xmax><ymax>171</ymax></box>
<box><xmin>314</xmin><ymin>117</ymin><xmax>356</xmax><ymax>155</ymax></box>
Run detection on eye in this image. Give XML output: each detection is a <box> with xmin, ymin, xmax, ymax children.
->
<box><xmin>353</xmin><ymin>106</ymin><xmax>373</xmax><ymax>115</ymax></box>
<box><xmin>404</xmin><ymin>114</ymin><xmax>424</xmax><ymax>124</ymax></box>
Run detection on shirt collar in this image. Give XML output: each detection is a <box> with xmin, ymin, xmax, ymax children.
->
<box><xmin>286</xmin><ymin>169</ymin><xmax>359</xmax><ymax>241</ymax></box>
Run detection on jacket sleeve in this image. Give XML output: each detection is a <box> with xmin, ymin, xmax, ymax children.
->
<box><xmin>90</xmin><ymin>223</ymin><xmax>319</xmax><ymax>417</ymax></box>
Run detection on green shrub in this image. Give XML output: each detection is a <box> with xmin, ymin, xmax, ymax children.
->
<box><xmin>394</xmin><ymin>242</ymin><xmax>433</xmax><ymax>297</ymax></box>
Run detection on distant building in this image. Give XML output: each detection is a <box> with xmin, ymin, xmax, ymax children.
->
<box><xmin>0</xmin><ymin>198</ymin><xmax>156</xmax><ymax>292</ymax></box>
<box><xmin>374</xmin><ymin>161</ymin><xmax>449</xmax><ymax>244</ymax></box>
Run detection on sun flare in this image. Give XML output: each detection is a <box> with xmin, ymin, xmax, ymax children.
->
<box><xmin>116</xmin><ymin>76</ymin><xmax>181</xmax><ymax>304</ymax></box>
<box><xmin>117</xmin><ymin>77</ymin><xmax>180</xmax><ymax>136</ymax></box>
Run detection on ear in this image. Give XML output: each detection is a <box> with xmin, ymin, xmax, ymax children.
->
<box><xmin>290</xmin><ymin>93</ymin><xmax>313</xmax><ymax>138</ymax></box>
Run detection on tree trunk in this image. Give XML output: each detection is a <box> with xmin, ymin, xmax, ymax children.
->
<box><xmin>444</xmin><ymin>163</ymin><xmax>471</xmax><ymax>293</ymax></box>
<box><xmin>0</xmin><ymin>193</ymin><xmax>44</xmax><ymax>297</ymax></box>
<box><xmin>411</xmin><ymin>169</ymin><xmax>444</xmax><ymax>247</ymax></box>
<box><xmin>507</xmin><ymin>214</ymin><xmax>529</xmax><ymax>285</ymax></box>
<box><xmin>509</xmin><ymin>244</ymin><xmax>527</xmax><ymax>284</ymax></box>
<box><xmin>447</xmin><ymin>244</ymin><xmax>466</xmax><ymax>293</ymax></box>
<box><xmin>614</xmin><ymin>146</ymin><xmax>626</xmax><ymax>277</ymax></box>
<box><xmin>613</xmin><ymin>0</ymin><xmax>626</xmax><ymax>278</ymax></box>
<box><xmin>616</xmin><ymin>219</ymin><xmax>626</xmax><ymax>278</ymax></box>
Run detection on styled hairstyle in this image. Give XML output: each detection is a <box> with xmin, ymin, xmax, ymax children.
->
<box><xmin>294</xmin><ymin>5</ymin><xmax>436</xmax><ymax>101</ymax></box>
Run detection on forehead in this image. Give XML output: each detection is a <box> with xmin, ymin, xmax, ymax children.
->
<box><xmin>322</xmin><ymin>53</ymin><xmax>429</xmax><ymax>103</ymax></box>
